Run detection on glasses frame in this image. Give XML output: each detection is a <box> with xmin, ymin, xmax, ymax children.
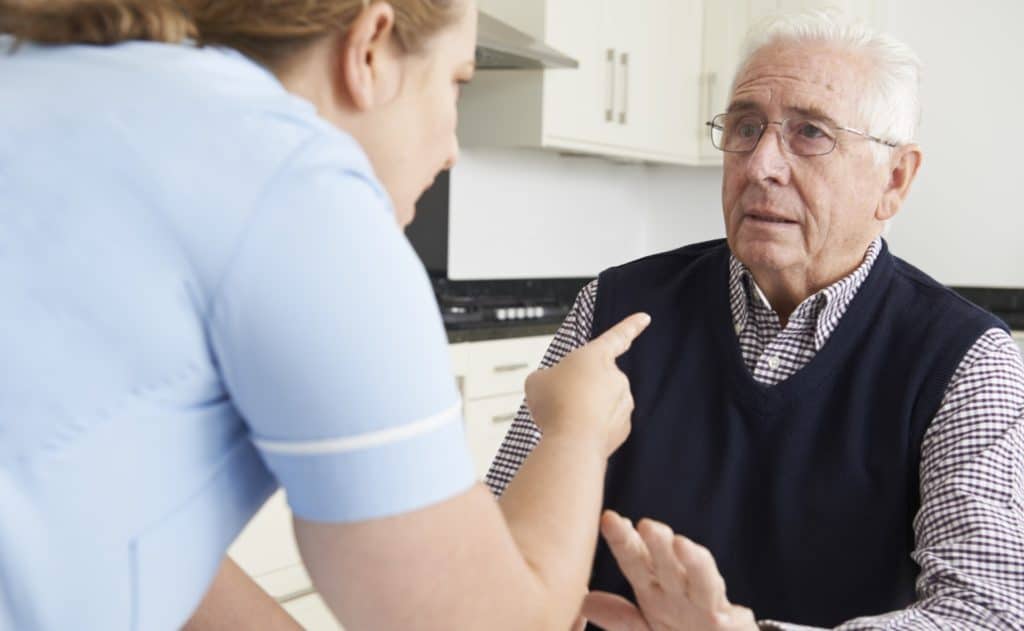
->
<box><xmin>705</xmin><ymin>112</ymin><xmax>899</xmax><ymax>157</ymax></box>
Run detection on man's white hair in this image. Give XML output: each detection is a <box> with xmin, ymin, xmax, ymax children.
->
<box><xmin>736</xmin><ymin>9</ymin><xmax>922</xmax><ymax>162</ymax></box>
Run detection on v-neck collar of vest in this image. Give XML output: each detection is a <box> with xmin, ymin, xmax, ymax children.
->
<box><xmin>710</xmin><ymin>239</ymin><xmax>896</xmax><ymax>412</ymax></box>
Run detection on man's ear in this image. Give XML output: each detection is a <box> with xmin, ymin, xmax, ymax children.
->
<box><xmin>333</xmin><ymin>2</ymin><xmax>402</xmax><ymax>112</ymax></box>
<box><xmin>876</xmin><ymin>144</ymin><xmax>922</xmax><ymax>221</ymax></box>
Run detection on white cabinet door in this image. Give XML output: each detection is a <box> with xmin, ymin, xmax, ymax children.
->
<box><xmin>542</xmin><ymin>0</ymin><xmax>666</xmax><ymax>157</ymax></box>
<box><xmin>454</xmin><ymin>335</ymin><xmax>551</xmax><ymax>477</ymax></box>
<box><xmin>551</xmin><ymin>0</ymin><xmax>705</xmax><ymax>162</ymax></box>
<box><xmin>542</xmin><ymin>0</ymin><xmax>617</xmax><ymax>148</ymax></box>
<box><xmin>638</xmin><ymin>0</ymin><xmax>705</xmax><ymax>163</ymax></box>
<box><xmin>461</xmin><ymin>335</ymin><xmax>551</xmax><ymax>400</ymax></box>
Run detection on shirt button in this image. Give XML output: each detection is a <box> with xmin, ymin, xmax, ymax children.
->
<box><xmin>766</xmin><ymin>355</ymin><xmax>781</xmax><ymax>370</ymax></box>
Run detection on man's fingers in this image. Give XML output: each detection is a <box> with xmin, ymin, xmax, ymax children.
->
<box><xmin>581</xmin><ymin>591</ymin><xmax>649</xmax><ymax>631</ymax></box>
<box><xmin>593</xmin><ymin>313</ymin><xmax>651</xmax><ymax>359</ymax></box>
<box><xmin>600</xmin><ymin>510</ymin><xmax>654</xmax><ymax>591</ymax></box>
<box><xmin>674</xmin><ymin>536</ymin><xmax>729</xmax><ymax>613</ymax></box>
<box><xmin>636</xmin><ymin>519</ymin><xmax>688</xmax><ymax>601</ymax></box>
<box><xmin>570</xmin><ymin>615</ymin><xmax>588</xmax><ymax>631</ymax></box>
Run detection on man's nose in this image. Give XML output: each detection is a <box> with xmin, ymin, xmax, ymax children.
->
<box><xmin>744</xmin><ymin>123</ymin><xmax>791</xmax><ymax>186</ymax></box>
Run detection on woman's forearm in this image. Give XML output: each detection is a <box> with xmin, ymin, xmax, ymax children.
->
<box><xmin>498</xmin><ymin>430</ymin><xmax>608</xmax><ymax>613</ymax></box>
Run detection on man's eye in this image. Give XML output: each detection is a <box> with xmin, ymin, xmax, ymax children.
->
<box><xmin>738</xmin><ymin>123</ymin><xmax>759</xmax><ymax>138</ymax></box>
<box><xmin>798</xmin><ymin>122</ymin><xmax>827</xmax><ymax>139</ymax></box>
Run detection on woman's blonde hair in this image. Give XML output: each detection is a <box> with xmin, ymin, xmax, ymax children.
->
<box><xmin>0</xmin><ymin>0</ymin><xmax>466</xmax><ymax>68</ymax></box>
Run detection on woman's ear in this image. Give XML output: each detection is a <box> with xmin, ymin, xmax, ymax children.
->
<box><xmin>333</xmin><ymin>2</ymin><xmax>403</xmax><ymax>112</ymax></box>
<box><xmin>876</xmin><ymin>143</ymin><xmax>923</xmax><ymax>222</ymax></box>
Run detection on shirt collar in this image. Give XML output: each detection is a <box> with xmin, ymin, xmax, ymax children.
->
<box><xmin>728</xmin><ymin>238</ymin><xmax>883</xmax><ymax>351</ymax></box>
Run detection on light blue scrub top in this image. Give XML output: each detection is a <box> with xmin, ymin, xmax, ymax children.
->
<box><xmin>0</xmin><ymin>38</ymin><xmax>474</xmax><ymax>630</ymax></box>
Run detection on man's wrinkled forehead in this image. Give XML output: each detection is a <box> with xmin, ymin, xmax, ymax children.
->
<box><xmin>728</xmin><ymin>43</ymin><xmax>866</xmax><ymax>121</ymax></box>
<box><xmin>727</xmin><ymin>86</ymin><xmax>844</xmax><ymax>125</ymax></box>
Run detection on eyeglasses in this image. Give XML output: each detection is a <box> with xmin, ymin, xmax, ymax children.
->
<box><xmin>706</xmin><ymin>112</ymin><xmax>898</xmax><ymax>157</ymax></box>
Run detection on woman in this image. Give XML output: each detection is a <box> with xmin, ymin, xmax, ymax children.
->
<box><xmin>0</xmin><ymin>1</ymin><xmax>649</xmax><ymax>629</ymax></box>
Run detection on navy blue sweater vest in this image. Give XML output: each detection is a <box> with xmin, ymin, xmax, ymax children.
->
<box><xmin>588</xmin><ymin>239</ymin><xmax>1005</xmax><ymax>627</ymax></box>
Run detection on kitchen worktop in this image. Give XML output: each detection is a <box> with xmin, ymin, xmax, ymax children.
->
<box><xmin>440</xmin><ymin>286</ymin><xmax>1024</xmax><ymax>345</ymax></box>
<box><xmin>952</xmin><ymin>287</ymin><xmax>1024</xmax><ymax>330</ymax></box>
<box><xmin>447</xmin><ymin>321</ymin><xmax>560</xmax><ymax>343</ymax></box>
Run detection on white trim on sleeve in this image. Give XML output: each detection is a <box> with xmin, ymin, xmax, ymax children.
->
<box><xmin>253</xmin><ymin>400</ymin><xmax>463</xmax><ymax>455</ymax></box>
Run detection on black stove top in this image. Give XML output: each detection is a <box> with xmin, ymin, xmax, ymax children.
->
<box><xmin>429</xmin><ymin>279</ymin><xmax>1024</xmax><ymax>338</ymax></box>
<box><xmin>430</xmin><ymin>277</ymin><xmax>592</xmax><ymax>331</ymax></box>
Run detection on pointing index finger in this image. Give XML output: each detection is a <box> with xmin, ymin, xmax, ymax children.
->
<box><xmin>595</xmin><ymin>313</ymin><xmax>651</xmax><ymax>359</ymax></box>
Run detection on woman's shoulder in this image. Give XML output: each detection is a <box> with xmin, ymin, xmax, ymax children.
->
<box><xmin>6</xmin><ymin>39</ymin><xmax>361</xmax><ymax>170</ymax></box>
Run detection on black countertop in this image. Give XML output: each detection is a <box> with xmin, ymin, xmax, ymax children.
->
<box><xmin>446</xmin><ymin>321</ymin><xmax>560</xmax><ymax>343</ymax></box>
<box><xmin>441</xmin><ymin>284</ymin><xmax>1024</xmax><ymax>343</ymax></box>
<box><xmin>951</xmin><ymin>287</ymin><xmax>1024</xmax><ymax>331</ymax></box>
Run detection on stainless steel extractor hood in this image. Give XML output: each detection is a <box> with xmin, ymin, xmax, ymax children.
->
<box><xmin>475</xmin><ymin>11</ymin><xmax>578</xmax><ymax>70</ymax></box>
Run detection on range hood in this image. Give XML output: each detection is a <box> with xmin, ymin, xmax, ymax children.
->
<box><xmin>475</xmin><ymin>11</ymin><xmax>578</xmax><ymax>70</ymax></box>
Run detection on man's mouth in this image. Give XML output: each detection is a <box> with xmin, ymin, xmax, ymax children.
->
<box><xmin>745</xmin><ymin>210</ymin><xmax>798</xmax><ymax>225</ymax></box>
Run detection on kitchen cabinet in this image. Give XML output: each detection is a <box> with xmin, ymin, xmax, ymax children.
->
<box><xmin>697</xmin><ymin>0</ymin><xmax>884</xmax><ymax>164</ymax></box>
<box><xmin>461</xmin><ymin>0</ymin><xmax>883</xmax><ymax>166</ymax></box>
<box><xmin>450</xmin><ymin>334</ymin><xmax>552</xmax><ymax>477</ymax></box>
<box><xmin>459</xmin><ymin>0</ymin><xmax>705</xmax><ymax>164</ymax></box>
<box><xmin>229</xmin><ymin>335</ymin><xmax>552</xmax><ymax>623</ymax></box>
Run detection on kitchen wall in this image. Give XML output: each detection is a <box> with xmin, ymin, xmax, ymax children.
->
<box><xmin>882</xmin><ymin>1</ymin><xmax>1024</xmax><ymax>287</ymax></box>
<box><xmin>447</xmin><ymin>148</ymin><xmax>723</xmax><ymax>279</ymax></box>
<box><xmin>448</xmin><ymin>1</ymin><xmax>1024</xmax><ymax>287</ymax></box>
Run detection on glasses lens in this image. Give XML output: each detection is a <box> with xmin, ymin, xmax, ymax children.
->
<box><xmin>784</xmin><ymin>118</ymin><xmax>837</xmax><ymax>156</ymax></box>
<box><xmin>712</xmin><ymin>114</ymin><xmax>763</xmax><ymax>152</ymax></box>
<box><xmin>709</xmin><ymin>115</ymin><xmax>726</xmax><ymax>149</ymax></box>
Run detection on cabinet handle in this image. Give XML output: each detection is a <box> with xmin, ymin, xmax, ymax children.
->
<box><xmin>493</xmin><ymin>362</ymin><xmax>530</xmax><ymax>374</ymax></box>
<box><xmin>605</xmin><ymin>48</ymin><xmax>616</xmax><ymax>123</ymax></box>
<box><xmin>276</xmin><ymin>586</ymin><xmax>316</xmax><ymax>605</ymax></box>
<box><xmin>492</xmin><ymin>412</ymin><xmax>517</xmax><ymax>424</ymax></box>
<box><xmin>618</xmin><ymin>52</ymin><xmax>630</xmax><ymax>125</ymax></box>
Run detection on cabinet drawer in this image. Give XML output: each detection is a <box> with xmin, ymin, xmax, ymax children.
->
<box><xmin>282</xmin><ymin>592</ymin><xmax>344</xmax><ymax>630</ymax></box>
<box><xmin>464</xmin><ymin>393</ymin><xmax>525</xmax><ymax>478</ymax></box>
<box><xmin>462</xmin><ymin>336</ymin><xmax>552</xmax><ymax>400</ymax></box>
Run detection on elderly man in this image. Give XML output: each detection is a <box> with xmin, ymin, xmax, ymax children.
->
<box><xmin>487</xmin><ymin>10</ymin><xmax>1024</xmax><ymax>631</ymax></box>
